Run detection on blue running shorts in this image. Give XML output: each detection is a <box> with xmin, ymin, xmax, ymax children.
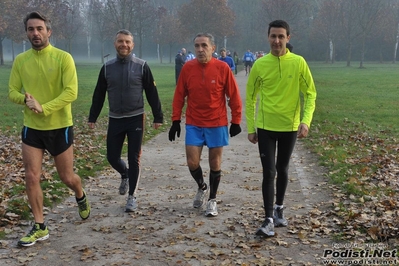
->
<box><xmin>185</xmin><ymin>125</ymin><xmax>229</xmax><ymax>148</ymax></box>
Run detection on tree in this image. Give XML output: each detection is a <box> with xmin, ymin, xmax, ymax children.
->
<box><xmin>90</xmin><ymin>0</ymin><xmax>116</xmax><ymax>63</ymax></box>
<box><xmin>311</xmin><ymin>0</ymin><xmax>344</xmax><ymax>63</ymax></box>
<box><xmin>259</xmin><ymin>0</ymin><xmax>309</xmax><ymax>24</ymax></box>
<box><xmin>366</xmin><ymin>2</ymin><xmax>397</xmax><ymax>63</ymax></box>
<box><xmin>54</xmin><ymin>0</ymin><xmax>85</xmax><ymax>53</ymax></box>
<box><xmin>381</xmin><ymin>0</ymin><xmax>399</xmax><ymax>63</ymax></box>
<box><xmin>0</xmin><ymin>0</ymin><xmax>28</xmax><ymax>65</ymax></box>
<box><xmin>178</xmin><ymin>0</ymin><xmax>235</xmax><ymax>47</ymax></box>
<box><xmin>82</xmin><ymin>0</ymin><xmax>95</xmax><ymax>60</ymax></box>
<box><xmin>130</xmin><ymin>0</ymin><xmax>156</xmax><ymax>58</ymax></box>
<box><xmin>258</xmin><ymin>0</ymin><xmax>312</xmax><ymax>51</ymax></box>
<box><xmin>339</xmin><ymin>1</ymin><xmax>360</xmax><ymax>66</ymax></box>
<box><xmin>352</xmin><ymin>0</ymin><xmax>386</xmax><ymax>68</ymax></box>
<box><xmin>153</xmin><ymin>6</ymin><xmax>167</xmax><ymax>63</ymax></box>
<box><xmin>106</xmin><ymin>0</ymin><xmax>156</xmax><ymax>58</ymax></box>
<box><xmin>0</xmin><ymin>0</ymin><xmax>10</xmax><ymax>65</ymax></box>
<box><xmin>153</xmin><ymin>7</ymin><xmax>184</xmax><ymax>63</ymax></box>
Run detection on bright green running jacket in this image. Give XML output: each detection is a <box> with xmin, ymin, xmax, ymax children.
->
<box><xmin>8</xmin><ymin>44</ymin><xmax>78</xmax><ymax>130</ymax></box>
<box><xmin>245</xmin><ymin>49</ymin><xmax>316</xmax><ymax>134</ymax></box>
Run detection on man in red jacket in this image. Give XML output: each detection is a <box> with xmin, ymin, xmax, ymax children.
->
<box><xmin>169</xmin><ymin>33</ymin><xmax>242</xmax><ymax>217</ymax></box>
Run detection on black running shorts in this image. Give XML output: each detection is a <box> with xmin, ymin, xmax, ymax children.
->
<box><xmin>21</xmin><ymin>126</ymin><xmax>74</xmax><ymax>156</ymax></box>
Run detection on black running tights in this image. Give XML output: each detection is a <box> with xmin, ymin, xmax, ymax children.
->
<box><xmin>107</xmin><ymin>115</ymin><xmax>144</xmax><ymax>196</ymax></box>
<box><xmin>257</xmin><ymin>129</ymin><xmax>297</xmax><ymax>218</ymax></box>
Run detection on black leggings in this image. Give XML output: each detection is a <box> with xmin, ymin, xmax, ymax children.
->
<box><xmin>107</xmin><ymin>115</ymin><xmax>144</xmax><ymax>196</ymax></box>
<box><xmin>257</xmin><ymin>129</ymin><xmax>297</xmax><ymax>218</ymax></box>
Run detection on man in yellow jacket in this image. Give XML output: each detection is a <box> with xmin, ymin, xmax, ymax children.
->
<box><xmin>246</xmin><ymin>20</ymin><xmax>316</xmax><ymax>237</ymax></box>
<box><xmin>8</xmin><ymin>11</ymin><xmax>90</xmax><ymax>247</ymax></box>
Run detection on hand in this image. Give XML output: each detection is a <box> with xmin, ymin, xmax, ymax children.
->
<box><xmin>248</xmin><ymin>133</ymin><xmax>258</xmax><ymax>144</ymax></box>
<box><xmin>88</xmin><ymin>122</ymin><xmax>96</xmax><ymax>129</ymax></box>
<box><xmin>229</xmin><ymin>123</ymin><xmax>241</xmax><ymax>137</ymax></box>
<box><xmin>25</xmin><ymin>92</ymin><xmax>43</xmax><ymax>113</ymax></box>
<box><xmin>297</xmin><ymin>123</ymin><xmax>309</xmax><ymax>138</ymax></box>
<box><xmin>168</xmin><ymin>120</ymin><xmax>181</xmax><ymax>141</ymax></box>
<box><xmin>153</xmin><ymin>123</ymin><xmax>162</xmax><ymax>130</ymax></box>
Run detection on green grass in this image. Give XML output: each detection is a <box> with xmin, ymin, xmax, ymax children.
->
<box><xmin>305</xmin><ymin>62</ymin><xmax>399</xmax><ymax>198</ymax></box>
<box><xmin>1</xmin><ymin>60</ymin><xmax>398</xmax><ymax>225</ymax></box>
<box><xmin>310</xmin><ymin>62</ymin><xmax>398</xmax><ymax>132</ymax></box>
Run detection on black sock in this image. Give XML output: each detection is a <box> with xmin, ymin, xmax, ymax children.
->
<box><xmin>36</xmin><ymin>222</ymin><xmax>46</xmax><ymax>230</ymax></box>
<box><xmin>190</xmin><ymin>166</ymin><xmax>204</xmax><ymax>188</ymax></box>
<box><xmin>209</xmin><ymin>170</ymin><xmax>221</xmax><ymax>199</ymax></box>
<box><xmin>76</xmin><ymin>194</ymin><xmax>85</xmax><ymax>202</ymax></box>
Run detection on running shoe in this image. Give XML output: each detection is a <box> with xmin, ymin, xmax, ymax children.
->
<box><xmin>256</xmin><ymin>219</ymin><xmax>275</xmax><ymax>237</ymax></box>
<box><xmin>125</xmin><ymin>195</ymin><xmax>138</xmax><ymax>212</ymax></box>
<box><xmin>18</xmin><ymin>224</ymin><xmax>49</xmax><ymax>247</ymax></box>
<box><xmin>77</xmin><ymin>190</ymin><xmax>90</xmax><ymax>220</ymax></box>
<box><xmin>193</xmin><ymin>184</ymin><xmax>208</xmax><ymax>208</ymax></box>
<box><xmin>273</xmin><ymin>206</ymin><xmax>288</xmax><ymax>227</ymax></box>
<box><xmin>205</xmin><ymin>199</ymin><xmax>218</xmax><ymax>217</ymax></box>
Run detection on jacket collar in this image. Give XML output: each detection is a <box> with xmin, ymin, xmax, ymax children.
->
<box><xmin>117</xmin><ymin>53</ymin><xmax>134</xmax><ymax>63</ymax></box>
<box><xmin>31</xmin><ymin>43</ymin><xmax>52</xmax><ymax>55</ymax></box>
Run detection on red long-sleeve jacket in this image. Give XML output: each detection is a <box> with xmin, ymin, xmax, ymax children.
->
<box><xmin>172</xmin><ymin>58</ymin><xmax>242</xmax><ymax>127</ymax></box>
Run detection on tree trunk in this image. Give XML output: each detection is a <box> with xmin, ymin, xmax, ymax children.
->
<box><xmin>0</xmin><ymin>39</ymin><xmax>4</xmax><ymax>65</ymax></box>
<box><xmin>87</xmin><ymin>35</ymin><xmax>91</xmax><ymax>59</ymax></box>
<box><xmin>359</xmin><ymin>34</ymin><xmax>365</xmax><ymax>68</ymax></box>
<box><xmin>393</xmin><ymin>23</ymin><xmax>399</xmax><ymax>63</ymax></box>
<box><xmin>346</xmin><ymin>41</ymin><xmax>352</xmax><ymax>67</ymax></box>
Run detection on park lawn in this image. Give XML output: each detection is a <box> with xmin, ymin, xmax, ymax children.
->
<box><xmin>0</xmin><ymin>60</ymin><xmax>398</xmax><ymax>228</ymax></box>
<box><xmin>306</xmin><ymin>62</ymin><xmax>399</xmax><ymax>195</ymax></box>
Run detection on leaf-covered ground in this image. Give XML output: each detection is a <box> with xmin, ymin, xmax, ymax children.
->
<box><xmin>1</xmin><ymin>71</ymin><xmax>399</xmax><ymax>264</ymax></box>
<box><xmin>1</xmin><ymin>124</ymin><xmax>399</xmax><ymax>265</ymax></box>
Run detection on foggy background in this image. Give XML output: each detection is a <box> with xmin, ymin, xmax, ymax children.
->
<box><xmin>1</xmin><ymin>0</ymin><xmax>399</xmax><ymax>67</ymax></box>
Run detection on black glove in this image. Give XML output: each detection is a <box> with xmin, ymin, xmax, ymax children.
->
<box><xmin>229</xmin><ymin>123</ymin><xmax>241</xmax><ymax>137</ymax></box>
<box><xmin>168</xmin><ymin>120</ymin><xmax>181</xmax><ymax>141</ymax></box>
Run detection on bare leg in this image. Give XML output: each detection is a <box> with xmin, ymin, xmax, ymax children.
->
<box><xmin>185</xmin><ymin>145</ymin><xmax>203</xmax><ymax>171</ymax></box>
<box><xmin>54</xmin><ymin>145</ymin><xmax>83</xmax><ymax>198</ymax></box>
<box><xmin>22</xmin><ymin>144</ymin><xmax>45</xmax><ymax>223</ymax></box>
<box><xmin>208</xmin><ymin>147</ymin><xmax>223</xmax><ymax>171</ymax></box>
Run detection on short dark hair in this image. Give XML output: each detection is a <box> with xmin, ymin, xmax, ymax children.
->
<box><xmin>193</xmin><ymin>33</ymin><xmax>215</xmax><ymax>46</ymax></box>
<box><xmin>115</xmin><ymin>29</ymin><xmax>134</xmax><ymax>40</ymax></box>
<box><xmin>268</xmin><ymin>20</ymin><xmax>290</xmax><ymax>36</ymax></box>
<box><xmin>24</xmin><ymin>11</ymin><xmax>51</xmax><ymax>31</ymax></box>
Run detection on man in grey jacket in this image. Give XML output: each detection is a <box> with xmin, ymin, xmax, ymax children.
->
<box><xmin>88</xmin><ymin>29</ymin><xmax>163</xmax><ymax>212</ymax></box>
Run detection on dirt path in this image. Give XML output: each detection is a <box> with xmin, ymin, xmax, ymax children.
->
<box><xmin>0</xmin><ymin>71</ymin><xmax>335</xmax><ymax>266</ymax></box>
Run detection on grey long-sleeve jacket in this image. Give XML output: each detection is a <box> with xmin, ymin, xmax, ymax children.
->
<box><xmin>89</xmin><ymin>53</ymin><xmax>163</xmax><ymax>123</ymax></box>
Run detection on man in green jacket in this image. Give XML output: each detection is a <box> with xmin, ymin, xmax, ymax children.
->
<box><xmin>8</xmin><ymin>11</ymin><xmax>90</xmax><ymax>247</ymax></box>
<box><xmin>246</xmin><ymin>20</ymin><xmax>316</xmax><ymax>237</ymax></box>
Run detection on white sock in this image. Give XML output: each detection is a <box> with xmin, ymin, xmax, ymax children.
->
<box><xmin>275</xmin><ymin>204</ymin><xmax>283</xmax><ymax>209</ymax></box>
<box><xmin>268</xmin><ymin>217</ymin><xmax>273</xmax><ymax>223</ymax></box>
